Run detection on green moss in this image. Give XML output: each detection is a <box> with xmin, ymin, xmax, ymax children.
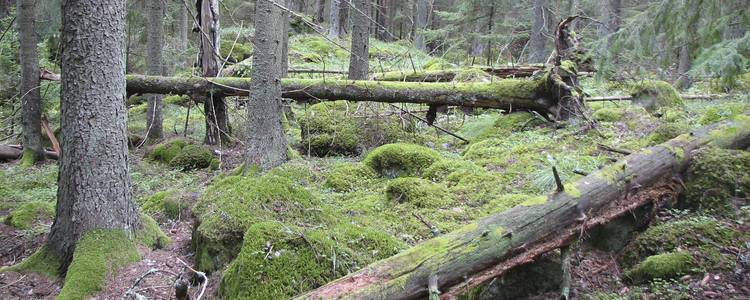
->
<box><xmin>661</xmin><ymin>108</ymin><xmax>687</xmax><ymax>123</ymax></box>
<box><xmin>698</xmin><ymin>106</ymin><xmax>722</xmax><ymax>125</ymax></box>
<box><xmin>142</xmin><ymin>189</ymin><xmax>191</xmax><ymax>220</ymax></box>
<box><xmin>137</xmin><ymin>213</ymin><xmax>171</xmax><ymax>249</ymax></box>
<box><xmin>149</xmin><ymin>138</ymin><xmax>188</xmax><ymax>164</ymax></box>
<box><xmin>128</xmin><ymin>103</ymin><xmax>148</xmax><ymax>114</ymax></box>
<box><xmin>324</xmin><ymin>163</ymin><xmax>378</xmax><ymax>192</ymax></box>
<box><xmin>592</xmin><ymin>108</ymin><xmax>624</xmax><ymax>122</ymax></box>
<box><xmin>220</xmin><ymin>221</ymin><xmax>404</xmax><ymax>299</ymax></box>
<box><xmin>619</xmin><ymin>217</ymin><xmax>742</xmax><ymax>270</ymax></box>
<box><xmin>521</xmin><ymin>195</ymin><xmax>548</xmax><ymax>206</ymax></box>
<box><xmin>385</xmin><ymin>177</ymin><xmax>451</xmax><ymax>208</ymax></box>
<box><xmin>163</xmin><ymin>94</ymin><xmax>191</xmax><ymax>106</ymax></box>
<box><xmin>3</xmin><ymin>201</ymin><xmax>55</xmax><ymax>230</ymax></box>
<box><xmin>363</xmin><ymin>143</ymin><xmax>442</xmax><ymax>179</ymax></box>
<box><xmin>57</xmin><ymin>228</ymin><xmax>141</xmax><ymax>300</ymax></box>
<box><xmin>624</xmin><ymin>252</ymin><xmax>695</xmax><ymax>284</ymax></box>
<box><xmin>192</xmin><ymin>175</ymin><xmax>326</xmax><ymax>273</ymax></box>
<box><xmin>220</xmin><ymin>40</ymin><xmax>252</xmax><ymax>63</ymax></box>
<box><xmin>423</xmin><ymin>160</ymin><xmax>483</xmax><ymax>182</ymax></box>
<box><xmin>684</xmin><ymin>146</ymin><xmax>750</xmax><ymax>214</ymax></box>
<box><xmin>169</xmin><ymin>144</ymin><xmax>213</xmax><ymax>171</ymax></box>
<box><xmin>423</xmin><ymin>58</ymin><xmax>452</xmax><ymax>70</ymax></box>
<box><xmin>453</xmin><ymin>67</ymin><xmax>495</xmax><ymax>82</ymax></box>
<box><xmin>648</xmin><ymin>123</ymin><xmax>690</xmax><ymax>144</ymax></box>
<box><xmin>630</xmin><ymin>80</ymin><xmax>685</xmax><ymax>113</ymax></box>
<box><xmin>209</xmin><ymin>158</ymin><xmax>220</xmax><ymax>171</ymax></box>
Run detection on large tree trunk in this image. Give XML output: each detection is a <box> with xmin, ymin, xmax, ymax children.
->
<box><xmin>126</xmin><ymin>75</ymin><xmax>563</xmax><ymax>117</ymax></box>
<box><xmin>17</xmin><ymin>0</ymin><xmax>45</xmax><ymax>165</ymax></box>
<box><xmin>197</xmin><ymin>0</ymin><xmax>229</xmax><ymax>145</ymax></box>
<box><xmin>45</xmin><ymin>0</ymin><xmax>141</xmax><ymax>274</ymax></box>
<box><xmin>244</xmin><ymin>0</ymin><xmax>287</xmax><ymax>172</ymax></box>
<box><xmin>290</xmin><ymin>113</ymin><xmax>750</xmax><ymax>300</ymax></box>
<box><xmin>146</xmin><ymin>0</ymin><xmax>164</xmax><ymax>140</ymax></box>
<box><xmin>348</xmin><ymin>0</ymin><xmax>371</xmax><ymax>80</ymax></box>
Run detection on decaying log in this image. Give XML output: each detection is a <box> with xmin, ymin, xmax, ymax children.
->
<box><xmin>289</xmin><ymin>113</ymin><xmax>750</xmax><ymax>300</ymax></box>
<box><xmin>126</xmin><ymin>75</ymin><xmax>559</xmax><ymax>115</ymax></box>
<box><xmin>587</xmin><ymin>94</ymin><xmax>729</xmax><ymax>102</ymax></box>
<box><xmin>371</xmin><ymin>66</ymin><xmax>545</xmax><ymax>82</ymax></box>
<box><xmin>0</xmin><ymin>144</ymin><xmax>58</xmax><ymax>160</ymax></box>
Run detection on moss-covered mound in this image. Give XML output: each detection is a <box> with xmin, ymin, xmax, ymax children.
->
<box><xmin>142</xmin><ymin>189</ymin><xmax>193</xmax><ymax>220</ymax></box>
<box><xmin>423</xmin><ymin>159</ymin><xmax>483</xmax><ymax>182</ymax></box>
<box><xmin>57</xmin><ymin>228</ymin><xmax>141</xmax><ymax>300</ymax></box>
<box><xmin>219</xmin><ymin>221</ymin><xmax>405</xmax><ymax>299</ymax></box>
<box><xmin>298</xmin><ymin>101</ymin><xmax>408</xmax><ymax>157</ymax></box>
<box><xmin>169</xmin><ymin>144</ymin><xmax>213</xmax><ymax>171</ymax></box>
<box><xmin>191</xmin><ymin>175</ymin><xmax>328</xmax><ymax>273</ymax></box>
<box><xmin>624</xmin><ymin>251</ymin><xmax>696</xmax><ymax>284</ymax></box>
<box><xmin>362</xmin><ymin>143</ymin><xmax>442</xmax><ymax>179</ymax></box>
<box><xmin>221</xmin><ymin>40</ymin><xmax>252</xmax><ymax>63</ymax></box>
<box><xmin>619</xmin><ymin>217</ymin><xmax>744</xmax><ymax>271</ymax></box>
<box><xmin>630</xmin><ymin>80</ymin><xmax>685</xmax><ymax>113</ymax></box>
<box><xmin>685</xmin><ymin>147</ymin><xmax>750</xmax><ymax>214</ymax></box>
<box><xmin>148</xmin><ymin>138</ymin><xmax>188</xmax><ymax>164</ymax></box>
<box><xmin>647</xmin><ymin>122</ymin><xmax>690</xmax><ymax>144</ymax></box>
<box><xmin>698</xmin><ymin>106</ymin><xmax>722</xmax><ymax>125</ymax></box>
<box><xmin>2</xmin><ymin>201</ymin><xmax>55</xmax><ymax>230</ymax></box>
<box><xmin>592</xmin><ymin>107</ymin><xmax>624</xmax><ymax>122</ymax></box>
<box><xmin>471</xmin><ymin>112</ymin><xmax>546</xmax><ymax>141</ymax></box>
<box><xmin>138</xmin><ymin>213</ymin><xmax>171</xmax><ymax>249</ymax></box>
<box><xmin>323</xmin><ymin>163</ymin><xmax>378</xmax><ymax>192</ymax></box>
<box><xmin>385</xmin><ymin>177</ymin><xmax>451</xmax><ymax>208</ymax></box>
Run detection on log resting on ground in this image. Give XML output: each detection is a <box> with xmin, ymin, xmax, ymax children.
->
<box><xmin>288</xmin><ymin>113</ymin><xmax>750</xmax><ymax>300</ymax></box>
<box><xmin>125</xmin><ymin>75</ymin><xmax>559</xmax><ymax>114</ymax></box>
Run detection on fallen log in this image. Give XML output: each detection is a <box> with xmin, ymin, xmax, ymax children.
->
<box><xmin>125</xmin><ymin>75</ymin><xmax>559</xmax><ymax>114</ymax></box>
<box><xmin>0</xmin><ymin>144</ymin><xmax>58</xmax><ymax>160</ymax></box>
<box><xmin>289</xmin><ymin>113</ymin><xmax>750</xmax><ymax>300</ymax></box>
<box><xmin>587</xmin><ymin>94</ymin><xmax>729</xmax><ymax>102</ymax></box>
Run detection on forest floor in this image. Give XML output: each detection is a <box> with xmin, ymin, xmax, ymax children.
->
<box><xmin>1</xmin><ymin>144</ymin><xmax>748</xmax><ymax>299</ymax></box>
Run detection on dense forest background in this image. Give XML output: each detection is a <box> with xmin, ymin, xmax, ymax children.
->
<box><xmin>1</xmin><ymin>0</ymin><xmax>750</xmax><ymax>299</ymax></box>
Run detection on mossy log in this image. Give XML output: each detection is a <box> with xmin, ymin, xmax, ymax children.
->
<box><xmin>289</xmin><ymin>113</ymin><xmax>750</xmax><ymax>300</ymax></box>
<box><xmin>125</xmin><ymin>75</ymin><xmax>560</xmax><ymax>115</ymax></box>
<box><xmin>0</xmin><ymin>144</ymin><xmax>58</xmax><ymax>160</ymax></box>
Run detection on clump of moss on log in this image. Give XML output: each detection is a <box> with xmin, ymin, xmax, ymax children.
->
<box><xmin>648</xmin><ymin>123</ymin><xmax>690</xmax><ymax>144</ymax></box>
<box><xmin>684</xmin><ymin>146</ymin><xmax>750</xmax><ymax>215</ymax></box>
<box><xmin>2</xmin><ymin>201</ymin><xmax>54</xmax><ymax>230</ymax></box>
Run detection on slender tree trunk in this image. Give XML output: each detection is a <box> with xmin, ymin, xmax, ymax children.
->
<box><xmin>328</xmin><ymin>0</ymin><xmax>340</xmax><ymax>39</ymax></box>
<box><xmin>348</xmin><ymin>0</ymin><xmax>370</xmax><ymax>80</ymax></box>
<box><xmin>179</xmin><ymin>1</ymin><xmax>188</xmax><ymax>51</ymax></box>
<box><xmin>46</xmin><ymin>0</ymin><xmax>140</xmax><ymax>274</ymax></box>
<box><xmin>676</xmin><ymin>0</ymin><xmax>697</xmax><ymax>90</ymax></box>
<box><xmin>597</xmin><ymin>0</ymin><xmax>620</xmax><ymax>52</ymax></box>
<box><xmin>338</xmin><ymin>0</ymin><xmax>349</xmax><ymax>35</ymax></box>
<box><xmin>529</xmin><ymin>0</ymin><xmax>547</xmax><ymax>63</ymax></box>
<box><xmin>414</xmin><ymin>0</ymin><xmax>427</xmax><ymax>52</ymax></box>
<box><xmin>197</xmin><ymin>0</ymin><xmax>229</xmax><ymax>145</ymax></box>
<box><xmin>314</xmin><ymin>0</ymin><xmax>325</xmax><ymax>22</ymax></box>
<box><xmin>0</xmin><ymin>0</ymin><xmax>12</xmax><ymax>21</ymax></box>
<box><xmin>17</xmin><ymin>0</ymin><xmax>45</xmax><ymax>165</ymax></box>
<box><xmin>245</xmin><ymin>0</ymin><xmax>287</xmax><ymax>172</ymax></box>
<box><xmin>146</xmin><ymin>0</ymin><xmax>164</xmax><ymax>140</ymax></box>
<box><xmin>376</xmin><ymin>0</ymin><xmax>388</xmax><ymax>41</ymax></box>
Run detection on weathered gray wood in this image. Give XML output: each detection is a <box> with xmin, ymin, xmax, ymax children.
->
<box><xmin>289</xmin><ymin>113</ymin><xmax>750</xmax><ymax>300</ymax></box>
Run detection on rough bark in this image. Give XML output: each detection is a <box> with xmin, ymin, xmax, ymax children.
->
<box><xmin>314</xmin><ymin>0</ymin><xmax>326</xmax><ymax>22</ymax></box>
<box><xmin>675</xmin><ymin>0</ymin><xmax>697</xmax><ymax>90</ymax></box>
<box><xmin>197</xmin><ymin>0</ymin><xmax>228</xmax><ymax>145</ymax></box>
<box><xmin>244</xmin><ymin>0</ymin><xmax>287</xmax><ymax>172</ymax></box>
<box><xmin>376</xmin><ymin>0</ymin><xmax>388</xmax><ymax>41</ymax></box>
<box><xmin>328</xmin><ymin>0</ymin><xmax>340</xmax><ymax>39</ymax></box>
<box><xmin>179</xmin><ymin>1</ymin><xmax>188</xmax><ymax>51</ymax></box>
<box><xmin>414</xmin><ymin>0</ymin><xmax>427</xmax><ymax>52</ymax></box>
<box><xmin>529</xmin><ymin>0</ymin><xmax>547</xmax><ymax>63</ymax></box>
<box><xmin>348</xmin><ymin>0</ymin><xmax>370</xmax><ymax>80</ymax></box>
<box><xmin>146</xmin><ymin>0</ymin><xmax>164</xmax><ymax>140</ymax></box>
<box><xmin>126</xmin><ymin>75</ymin><xmax>559</xmax><ymax>115</ymax></box>
<box><xmin>46</xmin><ymin>0</ymin><xmax>140</xmax><ymax>274</ymax></box>
<box><xmin>17</xmin><ymin>0</ymin><xmax>45</xmax><ymax>165</ymax></box>
<box><xmin>291</xmin><ymin>113</ymin><xmax>750</xmax><ymax>300</ymax></box>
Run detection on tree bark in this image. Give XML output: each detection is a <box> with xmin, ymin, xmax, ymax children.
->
<box><xmin>314</xmin><ymin>0</ymin><xmax>325</xmax><ymax>22</ymax></box>
<box><xmin>328</xmin><ymin>0</ymin><xmax>340</xmax><ymax>39</ymax></box>
<box><xmin>17</xmin><ymin>0</ymin><xmax>45</xmax><ymax>165</ymax></box>
<box><xmin>146</xmin><ymin>0</ymin><xmax>164</xmax><ymax>140</ymax></box>
<box><xmin>244</xmin><ymin>0</ymin><xmax>287</xmax><ymax>172</ymax></box>
<box><xmin>348</xmin><ymin>0</ymin><xmax>370</xmax><ymax>80</ymax></box>
<box><xmin>414</xmin><ymin>0</ymin><xmax>427</xmax><ymax>52</ymax></box>
<box><xmin>290</xmin><ymin>113</ymin><xmax>750</xmax><ymax>300</ymax></box>
<box><xmin>46</xmin><ymin>0</ymin><xmax>141</xmax><ymax>275</ymax></box>
<box><xmin>376</xmin><ymin>0</ymin><xmax>388</xmax><ymax>41</ymax></box>
<box><xmin>529</xmin><ymin>0</ymin><xmax>547</xmax><ymax>63</ymax></box>
<box><xmin>126</xmin><ymin>75</ymin><xmax>559</xmax><ymax>115</ymax></box>
<box><xmin>197</xmin><ymin>0</ymin><xmax>229</xmax><ymax>145</ymax></box>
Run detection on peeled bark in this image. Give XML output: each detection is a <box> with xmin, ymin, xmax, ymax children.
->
<box><xmin>290</xmin><ymin>113</ymin><xmax>750</xmax><ymax>300</ymax></box>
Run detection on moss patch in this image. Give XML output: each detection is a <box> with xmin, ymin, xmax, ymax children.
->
<box><xmin>323</xmin><ymin>163</ymin><xmax>378</xmax><ymax>192</ymax></box>
<box><xmin>698</xmin><ymin>106</ymin><xmax>722</xmax><ymax>125</ymax></box>
<box><xmin>141</xmin><ymin>189</ymin><xmax>192</xmax><ymax>220</ymax></box>
<box><xmin>192</xmin><ymin>175</ymin><xmax>326</xmax><ymax>273</ymax></box>
<box><xmin>624</xmin><ymin>252</ymin><xmax>696</xmax><ymax>284</ymax></box>
<box><xmin>57</xmin><ymin>228</ymin><xmax>141</xmax><ymax>300</ymax></box>
<box><xmin>385</xmin><ymin>177</ymin><xmax>451</xmax><ymax>208</ymax></box>
<box><xmin>630</xmin><ymin>80</ymin><xmax>685</xmax><ymax>113</ymax></box>
<box><xmin>2</xmin><ymin>201</ymin><xmax>55</xmax><ymax>230</ymax></box>
<box><xmin>148</xmin><ymin>138</ymin><xmax>188</xmax><ymax>164</ymax></box>
<box><xmin>363</xmin><ymin>143</ymin><xmax>442</xmax><ymax>179</ymax></box>
<box><xmin>137</xmin><ymin>213</ymin><xmax>171</xmax><ymax>249</ymax></box>
<box><xmin>684</xmin><ymin>146</ymin><xmax>750</xmax><ymax>214</ymax></box>
<box><xmin>648</xmin><ymin>123</ymin><xmax>690</xmax><ymax>144</ymax></box>
<box><xmin>592</xmin><ymin>107</ymin><xmax>624</xmax><ymax>122</ymax></box>
<box><xmin>169</xmin><ymin>144</ymin><xmax>213</xmax><ymax>171</ymax></box>
<box><xmin>219</xmin><ymin>221</ymin><xmax>405</xmax><ymax>299</ymax></box>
